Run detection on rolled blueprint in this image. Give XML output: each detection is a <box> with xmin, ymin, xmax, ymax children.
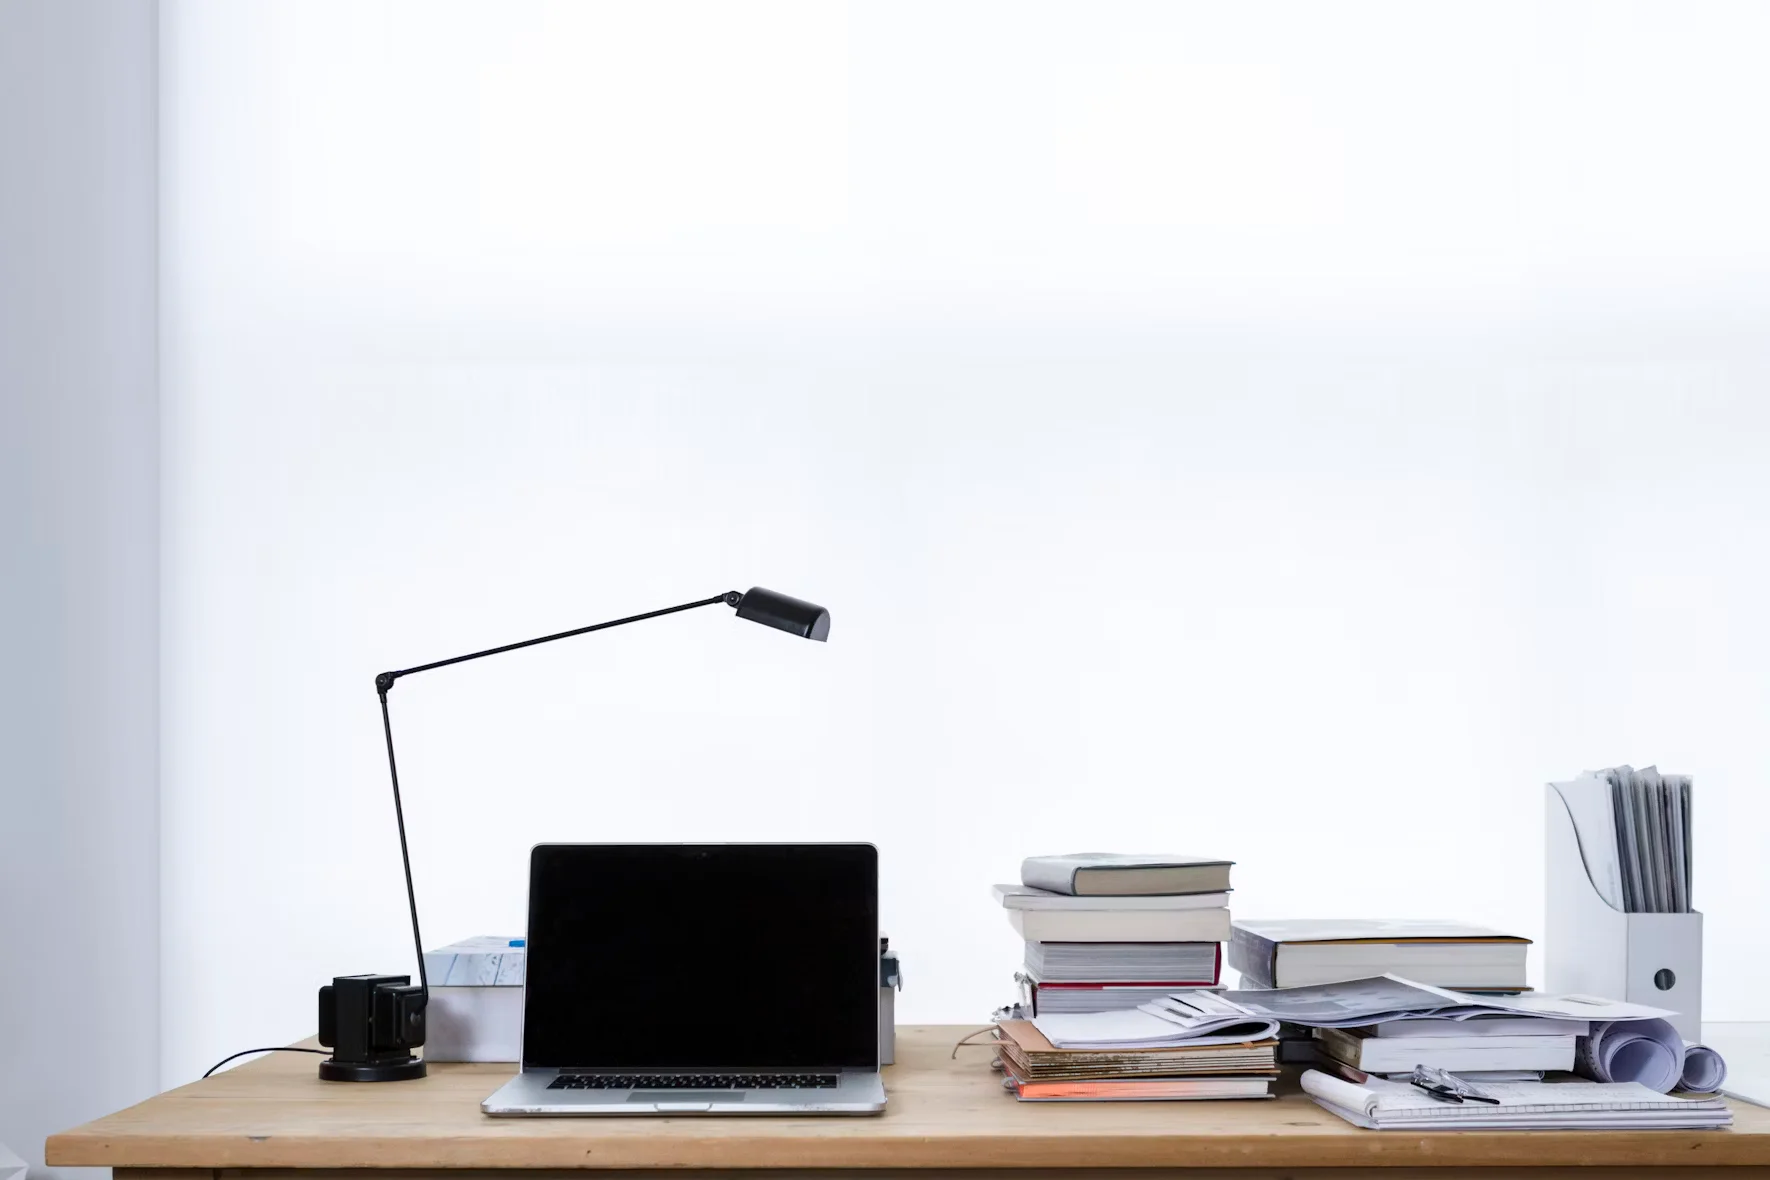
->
<box><xmin>1576</xmin><ymin>1018</ymin><xmax>1685</xmax><ymax>1092</ymax></box>
<box><xmin>1680</xmin><ymin>1043</ymin><xmax>1729</xmax><ymax>1093</ymax></box>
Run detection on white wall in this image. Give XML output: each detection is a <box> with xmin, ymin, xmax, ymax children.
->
<box><xmin>160</xmin><ymin>0</ymin><xmax>1770</xmax><ymax>1084</ymax></box>
<box><xmin>0</xmin><ymin>1</ymin><xmax>160</xmax><ymax>1172</ymax></box>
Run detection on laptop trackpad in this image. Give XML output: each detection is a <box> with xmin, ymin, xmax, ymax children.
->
<box><xmin>628</xmin><ymin>1092</ymin><xmax>730</xmax><ymax>1105</ymax></box>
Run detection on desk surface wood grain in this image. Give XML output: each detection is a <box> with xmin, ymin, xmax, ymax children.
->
<box><xmin>46</xmin><ymin>1026</ymin><xmax>1770</xmax><ymax>1170</ymax></box>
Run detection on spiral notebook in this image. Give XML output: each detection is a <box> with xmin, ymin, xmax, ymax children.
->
<box><xmin>1301</xmin><ymin>1071</ymin><xmax>1731</xmax><ymax>1130</ymax></box>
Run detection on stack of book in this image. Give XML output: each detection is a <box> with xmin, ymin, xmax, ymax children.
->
<box><xmin>992</xmin><ymin>1018</ymin><xmax>1276</xmax><ymax>1101</ymax></box>
<box><xmin>1311</xmin><ymin>1014</ymin><xmax>1588</xmax><ymax>1080</ymax></box>
<box><xmin>996</xmin><ymin>853</ymin><xmax>1235</xmax><ymax>1017</ymax></box>
<box><xmin>1226</xmin><ymin>919</ymin><xmax>1533</xmax><ymax>1070</ymax></box>
<box><xmin>1210</xmin><ymin>973</ymin><xmax>1728</xmax><ymax>1117</ymax></box>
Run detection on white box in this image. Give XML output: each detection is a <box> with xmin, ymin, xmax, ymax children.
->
<box><xmin>1545</xmin><ymin>783</ymin><xmax>1702</xmax><ymax>1041</ymax></box>
<box><xmin>1</xmin><ymin>1140</ymin><xmax>26</xmax><ymax>1180</ymax></box>
<box><xmin>423</xmin><ymin>936</ymin><xmax>525</xmax><ymax>1062</ymax></box>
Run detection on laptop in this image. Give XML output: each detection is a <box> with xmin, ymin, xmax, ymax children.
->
<box><xmin>482</xmin><ymin>842</ymin><xmax>886</xmax><ymax>1115</ymax></box>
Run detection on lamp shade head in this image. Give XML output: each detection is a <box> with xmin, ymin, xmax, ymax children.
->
<box><xmin>734</xmin><ymin>587</ymin><xmax>830</xmax><ymax>641</ymax></box>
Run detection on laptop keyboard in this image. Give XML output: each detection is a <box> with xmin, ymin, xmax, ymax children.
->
<box><xmin>548</xmin><ymin>1073</ymin><xmax>838</xmax><ymax>1091</ymax></box>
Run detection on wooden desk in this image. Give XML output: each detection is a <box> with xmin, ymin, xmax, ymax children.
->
<box><xmin>48</xmin><ymin>1026</ymin><xmax>1770</xmax><ymax>1179</ymax></box>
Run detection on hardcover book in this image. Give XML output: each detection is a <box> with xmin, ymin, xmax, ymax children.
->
<box><xmin>1021</xmin><ymin>853</ymin><xmax>1233</xmax><ymax>897</ymax></box>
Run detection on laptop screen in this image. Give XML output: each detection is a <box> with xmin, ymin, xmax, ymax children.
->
<box><xmin>522</xmin><ymin>843</ymin><xmax>879</xmax><ymax>1069</ymax></box>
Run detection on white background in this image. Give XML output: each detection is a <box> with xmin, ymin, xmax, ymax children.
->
<box><xmin>160</xmin><ymin>1</ymin><xmax>1770</xmax><ymax>1086</ymax></box>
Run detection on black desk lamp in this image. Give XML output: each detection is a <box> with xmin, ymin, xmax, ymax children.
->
<box><xmin>316</xmin><ymin>587</ymin><xmax>830</xmax><ymax>1081</ymax></box>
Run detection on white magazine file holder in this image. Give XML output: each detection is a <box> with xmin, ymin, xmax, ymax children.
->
<box><xmin>1545</xmin><ymin>782</ymin><xmax>1702</xmax><ymax>1041</ymax></box>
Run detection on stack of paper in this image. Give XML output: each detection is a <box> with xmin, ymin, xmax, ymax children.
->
<box><xmin>997</xmin><ymin>1020</ymin><xmax>1277</xmax><ymax>1077</ymax></box>
<box><xmin>993</xmin><ymin>1019</ymin><xmax>1276</xmax><ymax>1102</ymax></box>
<box><xmin>1213</xmin><ymin>974</ymin><xmax>1677</xmax><ymax>1029</ymax></box>
<box><xmin>1212</xmin><ymin>975</ymin><xmax>1730</xmax><ymax>1096</ymax></box>
<box><xmin>1033</xmin><ymin>992</ymin><xmax>1280</xmax><ymax>1049</ymax></box>
<box><xmin>1551</xmin><ymin>766</ymin><xmax>1694</xmax><ymax>913</ymax></box>
<box><xmin>1302</xmin><ymin>1071</ymin><xmax>1731</xmax><ymax>1130</ymax></box>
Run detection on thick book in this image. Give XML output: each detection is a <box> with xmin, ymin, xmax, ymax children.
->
<box><xmin>1021</xmin><ymin>853</ymin><xmax>1233</xmax><ymax>896</ymax></box>
<box><xmin>1007</xmin><ymin>1077</ymin><xmax>1272</xmax><ymax>1102</ymax></box>
<box><xmin>993</xmin><ymin>1019</ymin><xmax>1278</xmax><ymax>1079</ymax></box>
<box><xmin>994</xmin><ymin>883</ymin><xmax>1230</xmax><ymax>911</ymax></box>
<box><xmin>1373</xmin><ymin>1016</ymin><xmax>1589</xmax><ymax>1038</ymax></box>
<box><xmin>1027</xmin><ymin>984</ymin><xmax>1215</xmax><ymax>1015</ymax></box>
<box><xmin>1313</xmin><ymin>1026</ymin><xmax>1576</xmax><ymax>1073</ymax></box>
<box><xmin>1025</xmin><ymin>940</ymin><xmax>1221</xmax><ymax>983</ymax></box>
<box><xmin>1010</xmin><ymin>906</ymin><xmax>1232</xmax><ymax>944</ymax></box>
<box><xmin>1229</xmin><ymin>919</ymin><xmax>1530</xmax><ymax>989</ymax></box>
<box><xmin>1019</xmin><ymin>962</ymin><xmax>1224</xmax><ymax>1011</ymax></box>
<box><xmin>1000</xmin><ymin>1052</ymin><xmax>1272</xmax><ymax>1102</ymax></box>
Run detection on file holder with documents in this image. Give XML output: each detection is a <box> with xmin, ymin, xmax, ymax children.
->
<box><xmin>1546</xmin><ymin>782</ymin><xmax>1702</xmax><ymax>1041</ymax></box>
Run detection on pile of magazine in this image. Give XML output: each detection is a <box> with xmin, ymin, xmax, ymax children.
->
<box><xmin>1166</xmin><ymin>975</ymin><xmax>1734</xmax><ymax>1131</ymax></box>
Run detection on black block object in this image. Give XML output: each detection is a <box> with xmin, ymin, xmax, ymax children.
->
<box><xmin>735</xmin><ymin>586</ymin><xmax>831</xmax><ymax>641</ymax></box>
<box><xmin>317</xmin><ymin>974</ymin><xmax>428</xmax><ymax>1081</ymax></box>
<box><xmin>323</xmin><ymin>587</ymin><xmax>830</xmax><ymax>1081</ymax></box>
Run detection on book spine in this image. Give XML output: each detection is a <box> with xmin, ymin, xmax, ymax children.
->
<box><xmin>1312</xmin><ymin>1026</ymin><xmax>1364</xmax><ymax>1068</ymax></box>
<box><xmin>1019</xmin><ymin>857</ymin><xmax>1079</xmax><ymax>895</ymax></box>
<box><xmin>1227</xmin><ymin>924</ymin><xmax>1278</xmax><ymax>985</ymax></box>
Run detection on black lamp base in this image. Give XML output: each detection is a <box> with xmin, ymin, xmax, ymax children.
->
<box><xmin>318</xmin><ymin>1056</ymin><xmax>427</xmax><ymax>1082</ymax></box>
<box><xmin>317</xmin><ymin>974</ymin><xmax>428</xmax><ymax>1082</ymax></box>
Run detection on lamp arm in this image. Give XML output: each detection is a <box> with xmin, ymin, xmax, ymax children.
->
<box><xmin>370</xmin><ymin>589</ymin><xmax>742</xmax><ymax>1003</ymax></box>
<box><xmin>374</xmin><ymin>590</ymin><xmax>741</xmax><ymax>694</ymax></box>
